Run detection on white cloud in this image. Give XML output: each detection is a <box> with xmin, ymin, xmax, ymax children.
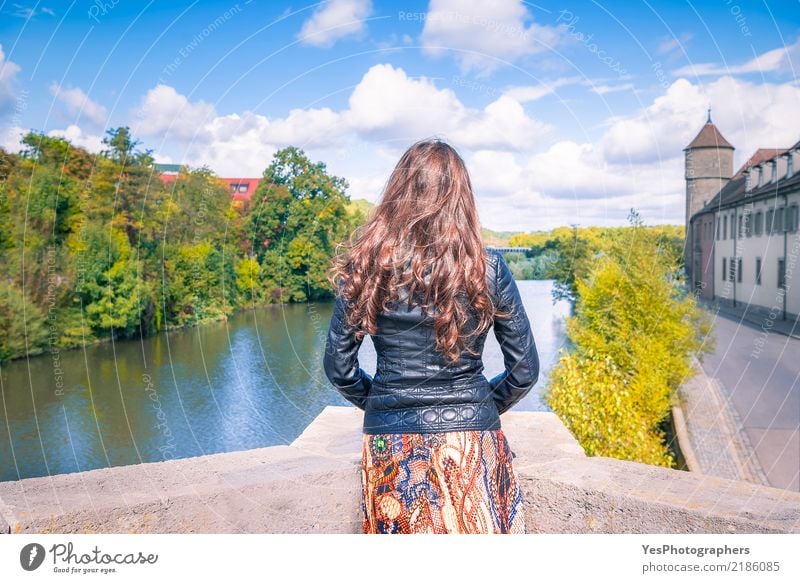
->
<box><xmin>130</xmin><ymin>66</ymin><xmax>550</xmax><ymax>175</ymax></box>
<box><xmin>591</xmin><ymin>82</ymin><xmax>634</xmax><ymax>95</ymax></box>
<box><xmin>346</xmin><ymin>64</ymin><xmax>465</xmax><ymax>138</ymax></box>
<box><xmin>48</xmin><ymin>124</ymin><xmax>104</xmax><ymax>152</ymax></box>
<box><xmin>528</xmin><ymin>141</ymin><xmax>635</xmax><ymax>199</ymax></box>
<box><xmin>10</xmin><ymin>5</ymin><xmax>56</xmax><ymax>18</ymax></box>
<box><xmin>197</xmin><ymin>109</ymin><xmax>349</xmax><ymax>175</ymax></box>
<box><xmin>345</xmin><ymin>63</ymin><xmax>551</xmax><ymax>150</ymax></box>
<box><xmin>419</xmin><ymin>0</ymin><xmax>565</xmax><ymax>75</ymax></box>
<box><xmin>49</xmin><ymin>82</ymin><xmax>108</xmax><ymax>126</ymax></box>
<box><xmin>128</xmin><ymin>85</ymin><xmax>351</xmax><ymax>175</ymax></box>
<box><xmin>0</xmin><ymin>44</ymin><xmax>22</xmax><ymax>115</ymax></box>
<box><xmin>602</xmin><ymin>76</ymin><xmax>800</xmax><ymax>165</ymax></box>
<box><xmin>132</xmin><ymin>84</ymin><xmax>216</xmax><ymax>141</ymax></box>
<box><xmin>45</xmin><ymin>63</ymin><xmax>800</xmax><ymax>232</ymax></box>
<box><xmin>672</xmin><ymin>38</ymin><xmax>800</xmax><ymax>77</ymax></box>
<box><xmin>298</xmin><ymin>0</ymin><xmax>372</xmax><ymax>48</ymax></box>
<box><xmin>503</xmin><ymin>76</ymin><xmax>581</xmax><ymax>102</ymax></box>
<box><xmin>657</xmin><ymin>32</ymin><xmax>693</xmax><ymax>57</ymax></box>
<box><xmin>468</xmin><ymin>143</ymin><xmax>684</xmax><ymax>230</ymax></box>
<box><xmin>1</xmin><ymin>125</ymin><xmax>25</xmax><ymax>151</ymax></box>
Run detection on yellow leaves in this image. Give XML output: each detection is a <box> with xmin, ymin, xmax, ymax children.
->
<box><xmin>544</xmin><ymin>223</ymin><xmax>704</xmax><ymax>469</ymax></box>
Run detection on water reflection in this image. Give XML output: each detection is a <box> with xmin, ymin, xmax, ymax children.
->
<box><xmin>0</xmin><ymin>280</ymin><xmax>569</xmax><ymax>481</ymax></box>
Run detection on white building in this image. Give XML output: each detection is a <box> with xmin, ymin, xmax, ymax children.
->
<box><xmin>686</xmin><ymin>116</ymin><xmax>800</xmax><ymax>322</ymax></box>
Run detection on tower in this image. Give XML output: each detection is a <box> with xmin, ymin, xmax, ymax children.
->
<box><xmin>683</xmin><ymin>111</ymin><xmax>734</xmax><ymax>283</ymax></box>
<box><xmin>684</xmin><ymin>110</ymin><xmax>734</xmax><ymax>230</ymax></box>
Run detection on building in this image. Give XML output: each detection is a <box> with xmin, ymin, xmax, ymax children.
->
<box><xmin>685</xmin><ymin>115</ymin><xmax>800</xmax><ymax>321</ymax></box>
<box><xmin>154</xmin><ymin>163</ymin><xmax>261</xmax><ymax>208</ymax></box>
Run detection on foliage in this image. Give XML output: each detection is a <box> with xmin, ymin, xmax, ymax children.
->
<box><xmin>0</xmin><ymin>281</ymin><xmax>49</xmax><ymax>361</ymax></box>
<box><xmin>0</xmin><ymin>133</ymin><xmax>356</xmax><ymax>362</ymax></box>
<box><xmin>543</xmin><ymin>211</ymin><xmax>711</xmax><ymax>468</ymax></box>
<box><xmin>246</xmin><ymin>147</ymin><xmax>357</xmax><ymax>302</ymax></box>
<box><xmin>543</xmin><ymin>351</ymin><xmax>675</xmax><ymax>466</ymax></box>
<box><xmin>509</xmin><ymin>223</ymin><xmax>685</xmax><ymax>301</ymax></box>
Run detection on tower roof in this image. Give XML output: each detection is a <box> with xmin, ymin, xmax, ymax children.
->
<box><xmin>684</xmin><ymin>117</ymin><xmax>734</xmax><ymax>150</ymax></box>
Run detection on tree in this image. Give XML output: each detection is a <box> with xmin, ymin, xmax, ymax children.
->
<box><xmin>544</xmin><ymin>213</ymin><xmax>712</xmax><ymax>467</ymax></box>
<box><xmin>0</xmin><ymin>281</ymin><xmax>49</xmax><ymax>361</ymax></box>
<box><xmin>246</xmin><ymin>147</ymin><xmax>353</xmax><ymax>302</ymax></box>
<box><xmin>73</xmin><ymin>224</ymin><xmax>147</xmax><ymax>338</ymax></box>
<box><xmin>101</xmin><ymin>126</ymin><xmax>139</xmax><ymax>164</ymax></box>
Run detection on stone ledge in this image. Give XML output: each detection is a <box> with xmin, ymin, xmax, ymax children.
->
<box><xmin>1</xmin><ymin>406</ymin><xmax>798</xmax><ymax>534</ymax></box>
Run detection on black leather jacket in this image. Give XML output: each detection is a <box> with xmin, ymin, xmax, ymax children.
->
<box><xmin>323</xmin><ymin>248</ymin><xmax>539</xmax><ymax>434</ymax></box>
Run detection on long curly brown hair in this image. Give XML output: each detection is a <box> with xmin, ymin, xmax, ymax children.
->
<box><xmin>327</xmin><ymin>138</ymin><xmax>508</xmax><ymax>364</ymax></box>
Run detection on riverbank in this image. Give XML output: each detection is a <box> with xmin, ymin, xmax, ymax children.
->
<box><xmin>0</xmin><ymin>299</ymin><xmax>306</xmax><ymax>364</ymax></box>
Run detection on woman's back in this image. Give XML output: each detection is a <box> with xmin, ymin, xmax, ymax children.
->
<box><xmin>325</xmin><ymin>247</ymin><xmax>539</xmax><ymax>434</ymax></box>
<box><xmin>322</xmin><ymin>138</ymin><xmax>536</xmax><ymax>534</ymax></box>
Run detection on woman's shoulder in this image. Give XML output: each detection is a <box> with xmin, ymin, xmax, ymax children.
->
<box><xmin>483</xmin><ymin>247</ymin><xmax>502</xmax><ymax>275</ymax></box>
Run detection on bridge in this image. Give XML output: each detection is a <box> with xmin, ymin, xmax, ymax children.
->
<box><xmin>486</xmin><ymin>246</ymin><xmax>530</xmax><ymax>255</ymax></box>
<box><xmin>1</xmin><ymin>406</ymin><xmax>798</xmax><ymax>534</ymax></box>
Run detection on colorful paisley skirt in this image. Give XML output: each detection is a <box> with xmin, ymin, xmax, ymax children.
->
<box><xmin>360</xmin><ymin>429</ymin><xmax>526</xmax><ymax>534</ymax></box>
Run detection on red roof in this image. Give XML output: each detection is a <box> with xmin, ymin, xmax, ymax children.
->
<box><xmin>220</xmin><ymin>178</ymin><xmax>261</xmax><ymax>202</ymax></box>
<box><xmin>734</xmin><ymin>148</ymin><xmax>789</xmax><ymax>177</ymax></box>
<box><xmin>156</xmin><ymin>171</ymin><xmax>261</xmax><ymax>202</ymax></box>
<box><xmin>685</xmin><ymin>122</ymin><xmax>734</xmax><ymax>150</ymax></box>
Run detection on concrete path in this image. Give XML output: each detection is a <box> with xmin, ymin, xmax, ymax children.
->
<box><xmin>696</xmin><ymin>307</ymin><xmax>800</xmax><ymax>491</ymax></box>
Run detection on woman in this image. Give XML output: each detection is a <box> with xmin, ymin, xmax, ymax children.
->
<box><xmin>323</xmin><ymin>138</ymin><xmax>539</xmax><ymax>534</ymax></box>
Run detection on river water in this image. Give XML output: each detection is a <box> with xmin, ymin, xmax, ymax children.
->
<box><xmin>0</xmin><ymin>280</ymin><xmax>570</xmax><ymax>481</ymax></box>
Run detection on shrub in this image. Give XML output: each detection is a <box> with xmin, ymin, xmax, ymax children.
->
<box><xmin>544</xmin><ymin>213</ymin><xmax>712</xmax><ymax>467</ymax></box>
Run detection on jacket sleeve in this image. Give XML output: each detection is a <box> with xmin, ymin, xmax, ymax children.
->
<box><xmin>323</xmin><ymin>294</ymin><xmax>373</xmax><ymax>410</ymax></box>
<box><xmin>488</xmin><ymin>253</ymin><xmax>540</xmax><ymax>414</ymax></box>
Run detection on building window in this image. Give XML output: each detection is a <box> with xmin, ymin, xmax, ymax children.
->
<box><xmin>778</xmin><ymin>258</ymin><xmax>786</xmax><ymax>289</ymax></box>
<box><xmin>776</xmin><ymin>207</ymin><xmax>785</xmax><ymax>232</ymax></box>
<box><xmin>723</xmin><ymin>215</ymin><xmax>728</xmax><ymax>239</ymax></box>
<box><xmin>755</xmin><ymin>257</ymin><xmax>762</xmax><ymax>285</ymax></box>
<box><xmin>722</xmin><ymin>258</ymin><xmax>727</xmax><ymax>281</ymax></box>
<box><xmin>738</xmin><ymin>215</ymin><xmax>743</xmax><ymax>238</ymax></box>
<box><xmin>788</xmin><ymin>205</ymin><xmax>799</xmax><ymax>233</ymax></box>
<box><xmin>716</xmin><ymin>217</ymin><xmax>720</xmax><ymax>240</ymax></box>
<box><xmin>729</xmin><ymin>257</ymin><xmax>736</xmax><ymax>282</ymax></box>
<box><xmin>766</xmin><ymin>209</ymin><xmax>774</xmax><ymax>234</ymax></box>
<box><xmin>754</xmin><ymin>211</ymin><xmax>763</xmax><ymax>236</ymax></box>
<box><xmin>744</xmin><ymin>213</ymin><xmax>753</xmax><ymax>237</ymax></box>
<box><xmin>737</xmin><ymin>257</ymin><xmax>743</xmax><ymax>283</ymax></box>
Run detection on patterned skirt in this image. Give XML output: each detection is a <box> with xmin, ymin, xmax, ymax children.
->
<box><xmin>360</xmin><ymin>429</ymin><xmax>526</xmax><ymax>534</ymax></box>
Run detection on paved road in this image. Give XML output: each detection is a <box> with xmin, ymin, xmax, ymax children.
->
<box><xmin>701</xmin><ymin>312</ymin><xmax>800</xmax><ymax>491</ymax></box>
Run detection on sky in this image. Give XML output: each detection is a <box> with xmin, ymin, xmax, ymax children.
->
<box><xmin>1</xmin><ymin>0</ymin><xmax>799</xmax><ymax>231</ymax></box>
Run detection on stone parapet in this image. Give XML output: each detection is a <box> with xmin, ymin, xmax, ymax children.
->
<box><xmin>1</xmin><ymin>406</ymin><xmax>798</xmax><ymax>534</ymax></box>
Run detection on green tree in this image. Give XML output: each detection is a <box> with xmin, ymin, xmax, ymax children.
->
<box><xmin>544</xmin><ymin>213</ymin><xmax>711</xmax><ymax>467</ymax></box>
<box><xmin>246</xmin><ymin>147</ymin><xmax>354</xmax><ymax>302</ymax></box>
<box><xmin>0</xmin><ymin>281</ymin><xmax>49</xmax><ymax>361</ymax></box>
<box><xmin>73</xmin><ymin>224</ymin><xmax>147</xmax><ymax>337</ymax></box>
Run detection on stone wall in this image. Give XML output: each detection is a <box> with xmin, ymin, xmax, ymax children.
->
<box><xmin>1</xmin><ymin>406</ymin><xmax>798</xmax><ymax>534</ymax></box>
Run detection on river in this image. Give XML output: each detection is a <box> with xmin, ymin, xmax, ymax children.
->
<box><xmin>0</xmin><ymin>280</ymin><xmax>570</xmax><ymax>481</ymax></box>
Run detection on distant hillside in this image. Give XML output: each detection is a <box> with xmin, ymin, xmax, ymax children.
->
<box><xmin>346</xmin><ymin>198</ymin><xmax>375</xmax><ymax>219</ymax></box>
<box><xmin>481</xmin><ymin>228</ymin><xmax>523</xmax><ymax>246</ymax></box>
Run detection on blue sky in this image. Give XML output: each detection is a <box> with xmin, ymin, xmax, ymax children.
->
<box><xmin>1</xmin><ymin>0</ymin><xmax>799</xmax><ymax>230</ymax></box>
